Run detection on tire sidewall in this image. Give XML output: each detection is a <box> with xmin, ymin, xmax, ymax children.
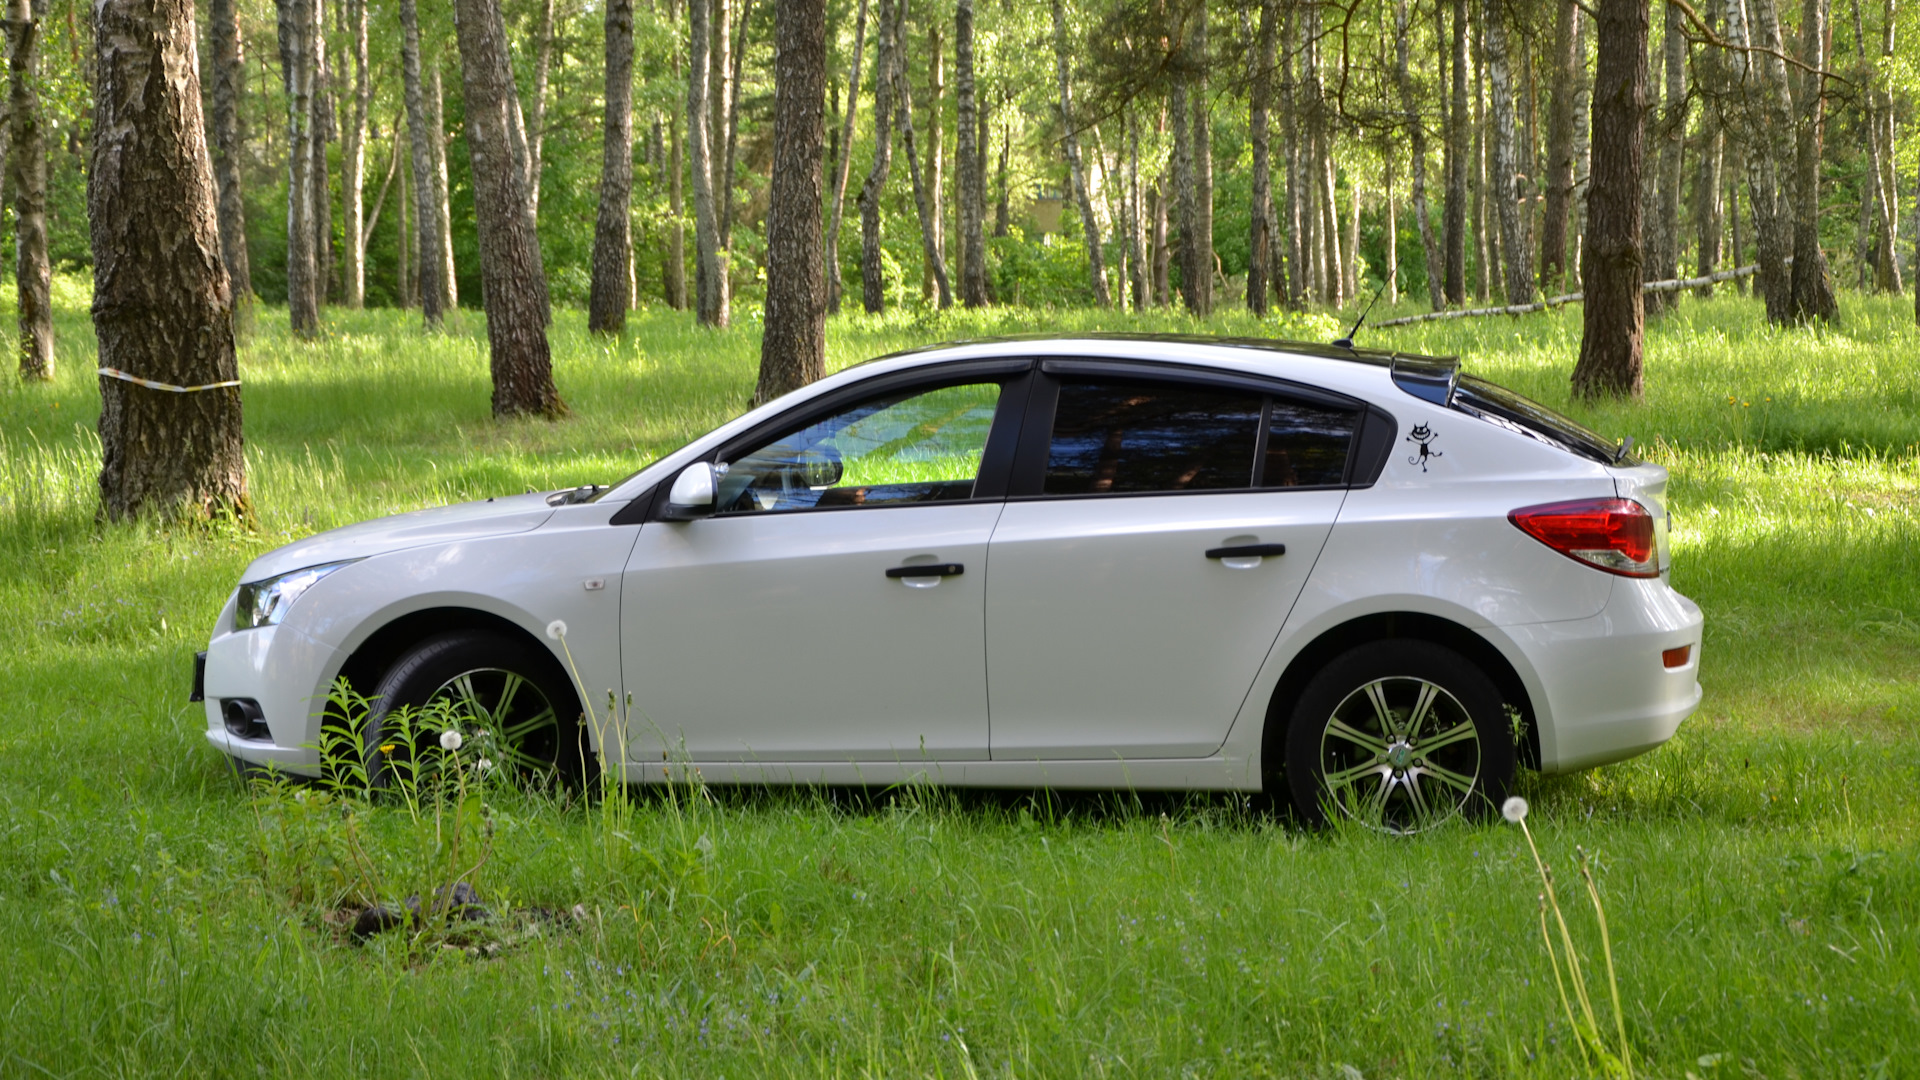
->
<box><xmin>1282</xmin><ymin>638</ymin><xmax>1516</xmax><ymax>828</ymax></box>
<box><xmin>365</xmin><ymin>630</ymin><xmax>587</xmax><ymax>787</ymax></box>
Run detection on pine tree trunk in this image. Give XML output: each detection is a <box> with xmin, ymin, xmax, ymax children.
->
<box><xmin>1645</xmin><ymin>0</ymin><xmax>1685</xmax><ymax>315</ymax></box>
<box><xmin>92</xmin><ymin>0</ymin><xmax>245</xmax><ymax>520</ymax></box>
<box><xmin>1050</xmin><ymin>0</ymin><xmax>1106</xmax><ymax>307</ymax></box>
<box><xmin>1247</xmin><ymin>0</ymin><xmax>1276</xmax><ymax>315</ymax></box>
<box><xmin>896</xmin><ymin>1</ymin><xmax>951</xmax><ymax>309</ymax></box>
<box><xmin>1786</xmin><ymin>0</ymin><xmax>1838</xmax><ymax>322</ymax></box>
<box><xmin>955</xmin><ymin>0</ymin><xmax>987</xmax><ymax>306</ymax></box>
<box><xmin>276</xmin><ymin>0</ymin><xmax>320</xmax><ymax>335</ymax></box>
<box><xmin>1443</xmin><ymin>0</ymin><xmax>1468</xmax><ymax>305</ymax></box>
<box><xmin>1151</xmin><ymin>163</ymin><xmax>1170</xmax><ymax>305</ymax></box>
<box><xmin>1487</xmin><ymin>0</ymin><xmax>1532</xmax><ymax>305</ymax></box>
<box><xmin>857</xmin><ymin>0</ymin><xmax>896</xmax><ymax>313</ymax></box>
<box><xmin>687</xmin><ymin>0</ymin><xmax>729</xmax><ymax>326</ymax></box>
<box><xmin>758</xmin><ymin>0</ymin><xmax>827</xmax><ymax>403</ymax></box>
<box><xmin>1344</xmin><ymin>178</ymin><xmax>1361</xmax><ymax>300</ymax></box>
<box><xmin>1394</xmin><ymin>0</ymin><xmax>1444</xmax><ymax>310</ymax></box>
<box><xmin>1188</xmin><ymin>2</ymin><xmax>1212</xmax><ymax>315</ymax></box>
<box><xmin>1540</xmin><ymin>0</ymin><xmax>1578</xmax><ymax>292</ymax></box>
<box><xmin>431</xmin><ymin>63</ymin><xmax>458</xmax><ymax>308</ymax></box>
<box><xmin>8</xmin><ymin>0</ymin><xmax>52</xmax><ymax>379</ymax></box>
<box><xmin>826</xmin><ymin>0</ymin><xmax>869</xmax><ymax>313</ymax></box>
<box><xmin>1572</xmin><ymin>0</ymin><xmax>1647</xmax><ymax>401</ymax></box>
<box><xmin>208</xmin><ymin>0</ymin><xmax>252</xmax><ymax>302</ymax></box>
<box><xmin>994</xmin><ymin>115</ymin><xmax>1009</xmax><ymax>237</ymax></box>
<box><xmin>400</xmin><ymin>0</ymin><xmax>442</xmax><ymax>324</ymax></box>
<box><xmin>1741</xmin><ymin>0</ymin><xmax>1794</xmax><ymax>322</ymax></box>
<box><xmin>589</xmin><ymin>0</ymin><xmax>635</xmax><ymax>334</ymax></box>
<box><xmin>342</xmin><ymin>0</ymin><xmax>368</xmax><ymax>308</ymax></box>
<box><xmin>399</xmin><ymin>147</ymin><xmax>412</xmax><ymax>304</ymax></box>
<box><xmin>527</xmin><ymin>0</ymin><xmax>554</xmax><ymax>219</ymax></box>
<box><xmin>453</xmin><ymin>0</ymin><xmax>564</xmax><ymax>417</ymax></box>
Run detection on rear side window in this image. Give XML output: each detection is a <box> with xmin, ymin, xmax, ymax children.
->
<box><xmin>1043</xmin><ymin>376</ymin><xmax>1357</xmax><ymax>495</ymax></box>
<box><xmin>1453</xmin><ymin>374</ymin><xmax>1622</xmax><ymax>465</ymax></box>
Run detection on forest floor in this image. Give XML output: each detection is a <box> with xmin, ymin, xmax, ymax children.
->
<box><xmin>1</xmin><ymin>284</ymin><xmax>1916</xmax><ymax>1077</ymax></box>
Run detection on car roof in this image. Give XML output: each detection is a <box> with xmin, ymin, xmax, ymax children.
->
<box><xmin>852</xmin><ymin>332</ymin><xmax>1455</xmax><ymax>374</ymax></box>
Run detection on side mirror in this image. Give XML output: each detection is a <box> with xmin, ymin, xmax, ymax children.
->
<box><xmin>661</xmin><ymin>462</ymin><xmax>717</xmax><ymax>520</ymax></box>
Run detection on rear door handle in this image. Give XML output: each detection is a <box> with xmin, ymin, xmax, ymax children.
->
<box><xmin>886</xmin><ymin>562</ymin><xmax>965</xmax><ymax>578</ymax></box>
<box><xmin>1205</xmin><ymin>544</ymin><xmax>1286</xmax><ymax>559</ymax></box>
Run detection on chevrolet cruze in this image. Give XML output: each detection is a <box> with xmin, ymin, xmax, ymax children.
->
<box><xmin>197</xmin><ymin>336</ymin><xmax>1703</xmax><ymax>829</ymax></box>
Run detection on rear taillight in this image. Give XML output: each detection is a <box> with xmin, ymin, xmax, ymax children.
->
<box><xmin>1509</xmin><ymin>498</ymin><xmax>1659</xmax><ymax>578</ymax></box>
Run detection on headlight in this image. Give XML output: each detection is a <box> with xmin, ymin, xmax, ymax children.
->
<box><xmin>233</xmin><ymin>560</ymin><xmax>360</xmax><ymax>631</ymax></box>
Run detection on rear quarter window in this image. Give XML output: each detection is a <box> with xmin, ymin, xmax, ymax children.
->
<box><xmin>1452</xmin><ymin>375</ymin><xmax>1623</xmax><ymax>465</ymax></box>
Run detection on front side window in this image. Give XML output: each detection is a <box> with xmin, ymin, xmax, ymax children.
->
<box><xmin>1043</xmin><ymin>376</ymin><xmax>1357</xmax><ymax>495</ymax></box>
<box><xmin>716</xmin><ymin>382</ymin><xmax>1002</xmax><ymax>514</ymax></box>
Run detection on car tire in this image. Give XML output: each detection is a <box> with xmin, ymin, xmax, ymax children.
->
<box><xmin>365</xmin><ymin>630</ymin><xmax>589</xmax><ymax>790</ymax></box>
<box><xmin>1282</xmin><ymin>639</ymin><xmax>1515</xmax><ymax>832</ymax></box>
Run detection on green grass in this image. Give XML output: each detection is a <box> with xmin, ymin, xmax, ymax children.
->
<box><xmin>1</xmin><ymin>285</ymin><xmax>1916</xmax><ymax>1077</ymax></box>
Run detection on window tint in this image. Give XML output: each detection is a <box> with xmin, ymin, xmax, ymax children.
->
<box><xmin>716</xmin><ymin>382</ymin><xmax>1001</xmax><ymax>514</ymax></box>
<box><xmin>1044</xmin><ymin>379</ymin><xmax>1263</xmax><ymax>494</ymax></box>
<box><xmin>1263</xmin><ymin>398</ymin><xmax>1356</xmax><ymax>487</ymax></box>
<box><xmin>1453</xmin><ymin>374</ymin><xmax>1621</xmax><ymax>465</ymax></box>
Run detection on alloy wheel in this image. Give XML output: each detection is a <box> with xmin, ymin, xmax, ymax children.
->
<box><xmin>1317</xmin><ymin>675</ymin><xmax>1484</xmax><ymax>832</ymax></box>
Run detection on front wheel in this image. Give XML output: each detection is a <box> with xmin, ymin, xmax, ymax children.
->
<box><xmin>1283</xmin><ymin>639</ymin><xmax>1515</xmax><ymax>832</ymax></box>
<box><xmin>365</xmin><ymin>630</ymin><xmax>589</xmax><ymax>790</ymax></box>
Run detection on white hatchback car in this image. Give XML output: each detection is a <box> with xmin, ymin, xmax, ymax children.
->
<box><xmin>198</xmin><ymin>336</ymin><xmax>1702</xmax><ymax>828</ymax></box>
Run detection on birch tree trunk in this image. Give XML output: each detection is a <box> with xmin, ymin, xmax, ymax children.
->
<box><xmin>687</xmin><ymin>0</ymin><xmax>729</xmax><ymax>326</ymax></box>
<box><xmin>431</xmin><ymin>63</ymin><xmax>458</xmax><ymax>308</ymax></box>
<box><xmin>1872</xmin><ymin>0</ymin><xmax>1900</xmax><ymax>291</ymax></box>
<box><xmin>1572</xmin><ymin>0</ymin><xmax>1647</xmax><ymax>401</ymax></box>
<box><xmin>758</xmin><ymin>0</ymin><xmax>828</xmax><ymax>403</ymax></box>
<box><xmin>1247</xmin><ymin>0</ymin><xmax>1276</xmax><ymax>315</ymax></box>
<box><xmin>857</xmin><ymin>0</ymin><xmax>896</xmax><ymax>313</ymax></box>
<box><xmin>1540</xmin><ymin>0</ymin><xmax>1579</xmax><ymax>292</ymax></box>
<box><xmin>208</xmin><ymin>0</ymin><xmax>252</xmax><ymax>303</ymax></box>
<box><xmin>711</xmin><ymin>0</ymin><xmax>731</xmax><ymax>245</ymax></box>
<box><xmin>1444</xmin><ymin>0</ymin><xmax>1468</xmax><ymax>305</ymax></box>
<box><xmin>276</xmin><ymin>0</ymin><xmax>320</xmax><ymax>335</ymax></box>
<box><xmin>341</xmin><ymin>0</ymin><xmax>368</xmax><ymax>308</ymax></box>
<box><xmin>1281</xmin><ymin>4</ymin><xmax>1304</xmax><ymax>307</ymax></box>
<box><xmin>1786</xmin><ymin>0</ymin><xmax>1837</xmax><ymax>322</ymax></box>
<box><xmin>1742</xmin><ymin>0</ymin><xmax>1795</xmax><ymax>322</ymax></box>
<box><xmin>1645</xmin><ymin>0</ymin><xmax>1685</xmax><ymax>315</ymax></box>
<box><xmin>1128</xmin><ymin>111</ymin><xmax>1149</xmax><ymax>308</ymax></box>
<box><xmin>312</xmin><ymin>17</ymin><xmax>333</xmax><ymax>305</ymax></box>
<box><xmin>955</xmin><ymin>0</ymin><xmax>987</xmax><ymax>306</ymax></box>
<box><xmin>721</xmin><ymin>0</ymin><xmax>751</xmax><ymax>249</ymax></box>
<box><xmin>453</xmin><ymin>0</ymin><xmax>564</xmax><ymax>417</ymax></box>
<box><xmin>1050</xmin><ymin>0</ymin><xmax>1106</xmax><ymax>306</ymax></box>
<box><xmin>1691</xmin><ymin>0</ymin><xmax>1724</xmax><ymax>295</ymax></box>
<box><xmin>527</xmin><ymin>0</ymin><xmax>553</xmax><ymax>219</ymax></box>
<box><xmin>8</xmin><ymin>0</ymin><xmax>52</xmax><ymax>378</ymax></box>
<box><xmin>1188</xmin><ymin>0</ymin><xmax>1212</xmax><ymax>315</ymax></box>
<box><xmin>1170</xmin><ymin>72</ymin><xmax>1194</xmax><ymax>306</ymax></box>
<box><xmin>1570</xmin><ymin>8</ymin><xmax>1591</xmax><ymax>283</ymax></box>
<box><xmin>665</xmin><ymin>2</ymin><xmax>687</xmax><ymax>309</ymax></box>
<box><xmin>826</xmin><ymin>0</ymin><xmax>868</xmax><ymax>312</ymax></box>
<box><xmin>92</xmin><ymin>0</ymin><xmax>245</xmax><ymax>520</ymax></box>
<box><xmin>589</xmin><ymin>0</ymin><xmax>635</xmax><ymax>334</ymax></box>
<box><xmin>400</xmin><ymin>0</ymin><xmax>442</xmax><ymax>324</ymax></box>
<box><xmin>896</xmin><ymin>0</ymin><xmax>951</xmax><ymax>308</ymax></box>
<box><xmin>1394</xmin><ymin>0</ymin><xmax>1444</xmax><ymax>310</ymax></box>
<box><xmin>922</xmin><ymin>20</ymin><xmax>943</xmax><ymax>299</ymax></box>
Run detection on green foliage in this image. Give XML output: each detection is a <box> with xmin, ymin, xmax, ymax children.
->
<box><xmin>0</xmin><ymin>285</ymin><xmax>1917</xmax><ymax>1075</ymax></box>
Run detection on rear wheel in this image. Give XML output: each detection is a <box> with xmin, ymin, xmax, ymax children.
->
<box><xmin>1283</xmin><ymin>639</ymin><xmax>1514</xmax><ymax>832</ymax></box>
<box><xmin>366</xmin><ymin>630</ymin><xmax>588</xmax><ymax>790</ymax></box>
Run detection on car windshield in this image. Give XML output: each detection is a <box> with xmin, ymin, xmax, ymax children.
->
<box><xmin>1452</xmin><ymin>374</ymin><xmax>1625</xmax><ymax>465</ymax></box>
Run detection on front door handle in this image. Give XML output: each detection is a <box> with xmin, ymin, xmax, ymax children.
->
<box><xmin>886</xmin><ymin>562</ymin><xmax>965</xmax><ymax>579</ymax></box>
<box><xmin>1205</xmin><ymin>543</ymin><xmax>1286</xmax><ymax>559</ymax></box>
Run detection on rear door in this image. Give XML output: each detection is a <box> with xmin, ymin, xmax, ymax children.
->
<box><xmin>984</xmin><ymin>362</ymin><xmax>1361</xmax><ymax>760</ymax></box>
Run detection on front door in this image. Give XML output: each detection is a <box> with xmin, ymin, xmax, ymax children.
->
<box><xmin>622</xmin><ymin>378</ymin><xmax>1013</xmax><ymax>764</ymax></box>
<box><xmin>986</xmin><ymin>368</ymin><xmax>1358</xmax><ymax>759</ymax></box>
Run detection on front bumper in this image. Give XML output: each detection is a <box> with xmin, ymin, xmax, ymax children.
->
<box><xmin>199</xmin><ymin>612</ymin><xmax>338</xmax><ymax>777</ymax></box>
<box><xmin>1505</xmin><ymin>577</ymin><xmax>1705</xmax><ymax>773</ymax></box>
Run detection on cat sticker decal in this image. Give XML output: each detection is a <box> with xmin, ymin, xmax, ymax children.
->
<box><xmin>1406</xmin><ymin>423</ymin><xmax>1442</xmax><ymax>471</ymax></box>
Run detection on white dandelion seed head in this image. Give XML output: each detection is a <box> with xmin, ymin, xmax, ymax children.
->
<box><xmin>440</xmin><ymin>729</ymin><xmax>464</xmax><ymax>752</ymax></box>
<box><xmin>546</xmin><ymin>619</ymin><xmax>568</xmax><ymax>640</ymax></box>
<box><xmin>1502</xmin><ymin>795</ymin><xmax>1530</xmax><ymax>823</ymax></box>
<box><xmin>477</xmin><ymin>758</ymin><xmax>494</xmax><ymax>774</ymax></box>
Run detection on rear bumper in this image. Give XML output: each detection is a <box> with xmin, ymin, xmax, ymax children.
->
<box><xmin>1505</xmin><ymin>578</ymin><xmax>1704</xmax><ymax>773</ymax></box>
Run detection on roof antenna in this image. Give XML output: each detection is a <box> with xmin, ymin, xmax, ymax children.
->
<box><xmin>1331</xmin><ymin>278</ymin><xmax>1389</xmax><ymax>350</ymax></box>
